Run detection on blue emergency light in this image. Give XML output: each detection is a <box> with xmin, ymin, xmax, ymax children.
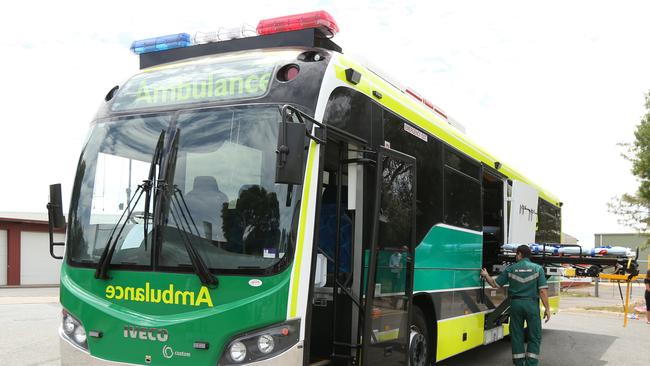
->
<box><xmin>130</xmin><ymin>33</ymin><xmax>192</xmax><ymax>54</ymax></box>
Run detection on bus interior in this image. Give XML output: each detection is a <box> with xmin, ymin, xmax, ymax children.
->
<box><xmin>482</xmin><ymin>170</ymin><xmax>506</xmax><ymax>275</ymax></box>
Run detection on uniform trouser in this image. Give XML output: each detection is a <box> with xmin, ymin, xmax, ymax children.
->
<box><xmin>509</xmin><ymin>299</ymin><xmax>542</xmax><ymax>366</ymax></box>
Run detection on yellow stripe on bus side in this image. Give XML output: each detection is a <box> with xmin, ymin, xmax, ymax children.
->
<box><xmin>436</xmin><ymin>313</ymin><xmax>485</xmax><ymax>362</ymax></box>
<box><xmin>289</xmin><ymin>141</ymin><xmax>318</xmax><ymax>318</ymax></box>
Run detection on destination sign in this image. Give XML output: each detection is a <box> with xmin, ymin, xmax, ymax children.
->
<box><xmin>111</xmin><ymin>56</ymin><xmax>275</xmax><ymax>111</ymax></box>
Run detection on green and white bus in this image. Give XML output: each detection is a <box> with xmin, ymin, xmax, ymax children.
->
<box><xmin>47</xmin><ymin>10</ymin><xmax>561</xmax><ymax>366</ymax></box>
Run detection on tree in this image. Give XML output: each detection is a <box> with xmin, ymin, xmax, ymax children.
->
<box><xmin>609</xmin><ymin>91</ymin><xmax>650</xmax><ymax>247</ymax></box>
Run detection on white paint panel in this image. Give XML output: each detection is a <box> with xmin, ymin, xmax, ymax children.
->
<box><xmin>0</xmin><ymin>230</ymin><xmax>7</xmax><ymax>285</ymax></box>
<box><xmin>20</xmin><ymin>231</ymin><xmax>64</xmax><ymax>285</ymax></box>
<box><xmin>286</xmin><ymin>140</ymin><xmax>321</xmax><ymax>341</ymax></box>
<box><xmin>507</xmin><ymin>180</ymin><xmax>539</xmax><ymax>244</ymax></box>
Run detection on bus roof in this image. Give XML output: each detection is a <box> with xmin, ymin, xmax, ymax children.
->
<box><xmin>330</xmin><ymin>53</ymin><xmax>561</xmax><ymax>206</ymax></box>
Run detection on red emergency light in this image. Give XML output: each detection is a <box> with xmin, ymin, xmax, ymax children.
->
<box><xmin>257</xmin><ymin>10</ymin><xmax>339</xmax><ymax>37</ymax></box>
<box><xmin>406</xmin><ymin>87</ymin><xmax>448</xmax><ymax>119</ymax></box>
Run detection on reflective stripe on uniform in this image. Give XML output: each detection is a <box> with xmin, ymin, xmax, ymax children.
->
<box><xmin>539</xmin><ymin>285</ymin><xmax>548</xmax><ymax>289</ymax></box>
<box><xmin>508</xmin><ymin>272</ymin><xmax>539</xmax><ymax>283</ymax></box>
<box><xmin>526</xmin><ymin>352</ymin><xmax>539</xmax><ymax>359</ymax></box>
<box><xmin>513</xmin><ymin>353</ymin><xmax>526</xmax><ymax>359</ymax></box>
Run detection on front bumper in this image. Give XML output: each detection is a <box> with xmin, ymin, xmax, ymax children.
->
<box><xmin>60</xmin><ymin>330</ymin><xmax>133</xmax><ymax>366</ymax></box>
<box><xmin>60</xmin><ymin>332</ymin><xmax>304</xmax><ymax>366</ymax></box>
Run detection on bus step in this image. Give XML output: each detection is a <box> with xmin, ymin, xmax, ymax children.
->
<box><xmin>333</xmin><ymin>341</ymin><xmax>362</xmax><ymax>349</ymax></box>
<box><xmin>310</xmin><ymin>360</ymin><xmax>331</xmax><ymax>366</ymax></box>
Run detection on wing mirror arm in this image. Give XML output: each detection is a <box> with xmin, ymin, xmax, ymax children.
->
<box><xmin>275</xmin><ymin>105</ymin><xmax>327</xmax><ymax>185</ymax></box>
<box><xmin>282</xmin><ymin>104</ymin><xmax>327</xmax><ymax>144</ymax></box>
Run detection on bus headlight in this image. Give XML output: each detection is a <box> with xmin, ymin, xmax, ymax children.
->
<box><xmin>61</xmin><ymin>309</ymin><xmax>88</xmax><ymax>351</ymax></box>
<box><xmin>257</xmin><ymin>334</ymin><xmax>275</xmax><ymax>354</ymax></box>
<box><xmin>219</xmin><ymin>319</ymin><xmax>299</xmax><ymax>364</ymax></box>
<box><xmin>73</xmin><ymin>325</ymin><xmax>87</xmax><ymax>344</ymax></box>
<box><xmin>63</xmin><ymin>314</ymin><xmax>76</xmax><ymax>334</ymax></box>
<box><xmin>229</xmin><ymin>341</ymin><xmax>247</xmax><ymax>362</ymax></box>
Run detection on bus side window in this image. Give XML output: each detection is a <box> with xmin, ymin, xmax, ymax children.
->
<box><xmin>535</xmin><ymin>198</ymin><xmax>561</xmax><ymax>243</ymax></box>
<box><xmin>323</xmin><ymin>87</ymin><xmax>372</xmax><ymax>142</ymax></box>
<box><xmin>382</xmin><ymin>110</ymin><xmax>443</xmax><ymax>243</ymax></box>
<box><xmin>443</xmin><ymin>148</ymin><xmax>482</xmax><ymax>231</ymax></box>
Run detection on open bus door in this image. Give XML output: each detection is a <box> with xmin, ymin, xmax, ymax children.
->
<box><xmin>361</xmin><ymin>147</ymin><xmax>416</xmax><ymax>366</ymax></box>
<box><xmin>507</xmin><ymin>180</ymin><xmax>539</xmax><ymax>244</ymax></box>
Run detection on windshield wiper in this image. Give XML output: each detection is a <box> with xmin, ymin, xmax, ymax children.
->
<box><xmin>95</xmin><ymin>130</ymin><xmax>165</xmax><ymax>280</ymax></box>
<box><xmin>143</xmin><ymin>131</ymin><xmax>165</xmax><ymax>250</ymax></box>
<box><xmin>94</xmin><ymin>184</ymin><xmax>145</xmax><ymax>280</ymax></box>
<box><xmin>162</xmin><ymin>128</ymin><xmax>219</xmax><ymax>288</ymax></box>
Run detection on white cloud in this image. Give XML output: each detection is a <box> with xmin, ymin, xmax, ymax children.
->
<box><xmin>1</xmin><ymin>0</ymin><xmax>649</xmax><ymax>246</ymax></box>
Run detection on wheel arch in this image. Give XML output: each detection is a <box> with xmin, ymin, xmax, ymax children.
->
<box><xmin>413</xmin><ymin>292</ymin><xmax>438</xmax><ymax>363</ymax></box>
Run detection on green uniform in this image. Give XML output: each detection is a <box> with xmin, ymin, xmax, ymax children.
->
<box><xmin>496</xmin><ymin>258</ymin><xmax>548</xmax><ymax>366</ymax></box>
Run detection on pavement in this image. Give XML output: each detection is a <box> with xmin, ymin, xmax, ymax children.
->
<box><xmin>0</xmin><ymin>285</ymin><xmax>648</xmax><ymax>365</ymax></box>
<box><xmin>0</xmin><ymin>286</ymin><xmax>59</xmax><ymax>305</ymax></box>
<box><xmin>0</xmin><ymin>287</ymin><xmax>60</xmax><ymax>366</ymax></box>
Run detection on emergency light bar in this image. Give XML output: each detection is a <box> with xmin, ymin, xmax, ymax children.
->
<box><xmin>130</xmin><ymin>33</ymin><xmax>191</xmax><ymax>54</ymax></box>
<box><xmin>256</xmin><ymin>10</ymin><xmax>339</xmax><ymax>37</ymax></box>
<box><xmin>131</xmin><ymin>11</ymin><xmax>342</xmax><ymax>67</ymax></box>
<box><xmin>194</xmin><ymin>25</ymin><xmax>257</xmax><ymax>45</ymax></box>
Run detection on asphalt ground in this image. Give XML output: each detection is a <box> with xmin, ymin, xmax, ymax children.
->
<box><xmin>0</xmin><ymin>285</ymin><xmax>648</xmax><ymax>365</ymax></box>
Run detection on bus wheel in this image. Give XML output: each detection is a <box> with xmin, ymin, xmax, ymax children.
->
<box><xmin>409</xmin><ymin>307</ymin><xmax>431</xmax><ymax>366</ymax></box>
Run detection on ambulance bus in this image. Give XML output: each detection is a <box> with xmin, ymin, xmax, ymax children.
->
<box><xmin>47</xmin><ymin>10</ymin><xmax>561</xmax><ymax>366</ymax></box>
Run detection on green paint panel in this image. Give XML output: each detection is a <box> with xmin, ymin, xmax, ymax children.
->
<box><xmin>414</xmin><ymin>225</ymin><xmax>483</xmax><ymax>292</ymax></box>
<box><xmin>414</xmin><ymin>268</ymin><xmax>454</xmax><ymax>291</ymax></box>
<box><xmin>60</xmin><ymin>265</ymin><xmax>291</xmax><ymax>365</ymax></box>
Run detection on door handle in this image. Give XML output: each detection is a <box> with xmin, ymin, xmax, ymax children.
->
<box><xmin>479</xmin><ymin>277</ymin><xmax>486</xmax><ymax>304</ymax></box>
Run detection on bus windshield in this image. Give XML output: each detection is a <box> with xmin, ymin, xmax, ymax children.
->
<box><xmin>68</xmin><ymin>105</ymin><xmax>299</xmax><ymax>274</ymax></box>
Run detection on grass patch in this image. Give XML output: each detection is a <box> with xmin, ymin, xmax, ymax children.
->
<box><xmin>581</xmin><ymin>305</ymin><xmax>625</xmax><ymax>313</ymax></box>
<box><xmin>560</xmin><ymin>291</ymin><xmax>592</xmax><ymax>297</ymax></box>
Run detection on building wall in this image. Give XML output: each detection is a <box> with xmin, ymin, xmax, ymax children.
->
<box><xmin>594</xmin><ymin>233</ymin><xmax>649</xmax><ymax>248</ymax></box>
<box><xmin>20</xmin><ymin>231</ymin><xmax>64</xmax><ymax>285</ymax></box>
<box><xmin>0</xmin><ymin>215</ymin><xmax>66</xmax><ymax>286</ymax></box>
<box><xmin>561</xmin><ymin>232</ymin><xmax>578</xmax><ymax>244</ymax></box>
<box><xmin>0</xmin><ymin>230</ymin><xmax>6</xmax><ymax>285</ymax></box>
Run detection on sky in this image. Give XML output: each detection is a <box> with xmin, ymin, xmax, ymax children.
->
<box><xmin>1</xmin><ymin>0</ymin><xmax>649</xmax><ymax>246</ymax></box>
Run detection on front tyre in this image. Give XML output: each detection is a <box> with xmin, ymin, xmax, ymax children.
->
<box><xmin>409</xmin><ymin>306</ymin><xmax>431</xmax><ymax>366</ymax></box>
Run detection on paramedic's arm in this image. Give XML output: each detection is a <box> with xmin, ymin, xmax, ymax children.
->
<box><xmin>481</xmin><ymin>268</ymin><xmax>505</xmax><ymax>288</ymax></box>
<box><xmin>539</xmin><ymin>289</ymin><xmax>550</xmax><ymax>322</ymax></box>
<box><xmin>538</xmin><ymin>267</ymin><xmax>551</xmax><ymax>323</ymax></box>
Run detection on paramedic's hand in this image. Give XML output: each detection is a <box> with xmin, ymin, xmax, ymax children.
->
<box><xmin>480</xmin><ymin>268</ymin><xmax>489</xmax><ymax>278</ymax></box>
<box><xmin>544</xmin><ymin>308</ymin><xmax>551</xmax><ymax>323</ymax></box>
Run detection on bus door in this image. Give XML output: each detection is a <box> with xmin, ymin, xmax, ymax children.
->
<box><xmin>308</xmin><ymin>134</ymin><xmax>371</xmax><ymax>365</ymax></box>
<box><xmin>362</xmin><ymin>147</ymin><xmax>416</xmax><ymax>366</ymax></box>
<box><xmin>507</xmin><ymin>180</ymin><xmax>539</xmax><ymax>244</ymax></box>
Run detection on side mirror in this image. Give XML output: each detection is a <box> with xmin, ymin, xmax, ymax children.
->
<box><xmin>275</xmin><ymin>121</ymin><xmax>306</xmax><ymax>185</ymax></box>
<box><xmin>313</xmin><ymin>253</ymin><xmax>327</xmax><ymax>288</ymax></box>
<box><xmin>48</xmin><ymin>184</ymin><xmax>65</xmax><ymax>228</ymax></box>
<box><xmin>47</xmin><ymin>184</ymin><xmax>66</xmax><ymax>259</ymax></box>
